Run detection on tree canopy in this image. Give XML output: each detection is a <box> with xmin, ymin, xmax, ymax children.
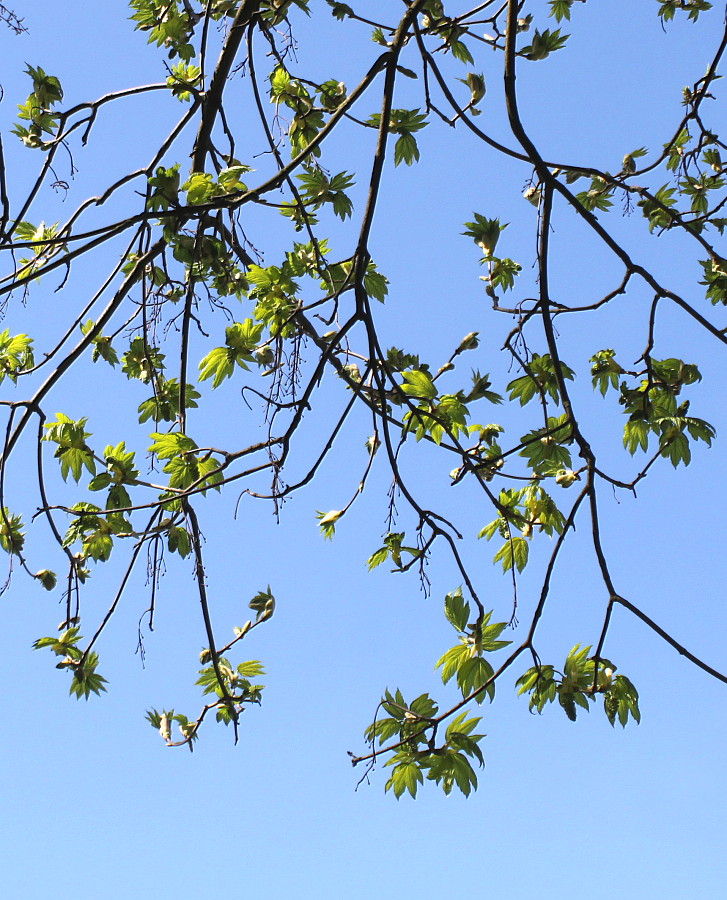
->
<box><xmin>1</xmin><ymin>0</ymin><xmax>725</xmax><ymax>799</ymax></box>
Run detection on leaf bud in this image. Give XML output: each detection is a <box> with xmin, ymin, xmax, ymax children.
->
<box><xmin>456</xmin><ymin>332</ymin><xmax>480</xmax><ymax>353</ymax></box>
<box><xmin>159</xmin><ymin>714</ymin><xmax>171</xmax><ymax>742</ymax></box>
<box><xmin>517</xmin><ymin>15</ymin><xmax>532</xmax><ymax>31</ymax></box>
<box><xmin>258</xmin><ymin>597</ymin><xmax>276</xmax><ymax>622</ymax></box>
<box><xmin>524</xmin><ymin>186</ymin><xmax>541</xmax><ymax>206</ymax></box>
<box><xmin>233</xmin><ymin>621</ymin><xmax>252</xmax><ymax>639</ymax></box>
<box><xmin>318</xmin><ymin>509</ymin><xmax>342</xmax><ymax>526</ymax></box>
<box><xmin>365</xmin><ymin>434</ymin><xmax>380</xmax><ymax>455</ymax></box>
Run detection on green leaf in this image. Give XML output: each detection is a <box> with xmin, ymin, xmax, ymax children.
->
<box><xmin>326</xmin><ymin>1</ymin><xmax>354</xmax><ymax>19</ymax></box>
<box><xmin>182</xmin><ymin>172</ymin><xmax>222</xmax><ymax>205</ymax></box>
<box><xmin>198</xmin><ymin>347</ymin><xmax>235</xmax><ymax>388</ymax></box>
<box><xmin>237</xmin><ymin>660</ymin><xmax>265</xmax><ymax>679</ymax></box>
<box><xmin>297</xmin><ymin>166</ymin><xmax>355</xmax><ymax>219</ymax></box>
<box><xmin>449</xmin><ymin>40</ymin><xmax>474</xmax><ymax>65</ymax></box>
<box><xmin>488</xmin><ymin>257</ymin><xmax>522</xmax><ymax>292</ymax></box>
<box><xmin>443</xmin><ymin>587</ymin><xmax>470</xmax><ymax>632</ymax></box>
<box><xmin>623</xmin><ymin>418</ymin><xmax>650</xmax><ymax>454</ymax></box>
<box><xmin>0</xmin><ymin>329</ymin><xmax>34</xmax><ymax>383</ymax></box>
<box><xmin>549</xmin><ymin>0</ymin><xmax>573</xmax><ymax>21</ymax></box>
<box><xmin>385</xmin><ymin>754</ymin><xmax>423</xmax><ymax>799</ymax></box>
<box><xmin>576</xmin><ymin>177</ymin><xmax>615</xmax><ymax>213</ymax></box>
<box><xmin>42</xmin><ymin>413</ymin><xmax>96</xmax><ymax>482</ymax></box>
<box><xmin>445</xmin><ymin>711</ymin><xmax>482</xmax><ymax>741</ymax></box>
<box><xmin>366</xmin><ymin>532</ymin><xmax>418</xmax><ymax>570</ymax></box>
<box><xmin>198</xmin><ymin>321</ymin><xmax>264</xmax><ymax>388</ymax></box>
<box><xmin>148</xmin><ymin>431</ymin><xmax>197</xmax><ymax>461</ymax></box>
<box><xmin>436</xmin><ymin>643</ymin><xmax>472</xmax><ymax>685</ymax></box>
<box><xmin>167</xmin><ymin>525</ymin><xmax>191</xmax><ymax>558</ymax></box>
<box><xmin>463</xmin><ymin>214</ymin><xmax>506</xmax><ymax>257</ymax></box>
<box><xmin>166</xmin><ymin>63</ymin><xmax>202</xmax><ymax>101</ymax></box>
<box><xmin>423</xmin><ymin>748</ymin><xmax>479</xmax><ymax>796</ymax></box>
<box><xmin>368</xmin><ymin>109</ymin><xmax>428</xmax><ymax>166</ymax></box>
<box><xmin>457</xmin><ymin>656</ymin><xmax>496</xmax><ymax>703</ymax></box>
<box><xmin>700</xmin><ymin>258</ymin><xmax>727</xmax><ymax>305</ymax></box>
<box><xmin>138</xmin><ymin>379</ymin><xmax>200</xmax><ymax>423</ymax></box>
<box><xmin>622</xmin><ymin>147</ymin><xmax>648</xmax><ymax>174</ymax></box>
<box><xmin>147</xmin><ymin>165</ymin><xmax>181</xmax><ymax>210</ymax></box>
<box><xmin>493</xmin><ymin>536</ymin><xmax>529</xmax><ymax>573</ymax></box>
<box><xmin>33</xmin><ymin>626</ymin><xmax>81</xmax><ymax>657</ymax></box>
<box><xmin>465</xmin><ymin>370</ymin><xmax>503</xmax><ymax>404</ymax></box>
<box><xmin>68</xmin><ymin>652</ymin><xmax>108</xmax><ymax>700</ymax></box>
<box><xmin>366</xmin><ymin>546</ymin><xmax>389</xmax><ymax>570</ymax></box>
<box><xmin>516</xmin><ymin>664</ymin><xmax>558</xmax><ymax>713</ymax></box>
<box><xmin>638</xmin><ymin>184</ymin><xmax>678</xmax><ymax>232</ymax></box>
<box><xmin>520</xmin><ymin>28</ymin><xmax>569</xmax><ymax>60</ymax></box>
<box><xmin>604</xmin><ymin>674</ymin><xmax>641</xmax><ymax>727</ymax></box>
<box><xmin>507</xmin><ymin>354</ymin><xmax>575</xmax><ymax>406</ymax></box>
<box><xmin>519</xmin><ymin>415</ymin><xmax>573</xmax><ymax>474</ymax></box>
<box><xmin>590</xmin><ymin>349</ymin><xmax>623</xmax><ymax>395</ymax></box>
<box><xmin>400</xmin><ymin>369</ymin><xmax>436</xmax><ymax>401</ymax></box>
<box><xmin>249</xmin><ymin>587</ymin><xmax>276</xmax><ymax>623</ymax></box>
<box><xmin>363</xmin><ymin>262</ymin><xmax>389</xmax><ymax>302</ymax></box>
<box><xmin>394</xmin><ymin>132</ymin><xmax>419</xmax><ymax>166</ymax></box>
<box><xmin>658</xmin><ymin>0</ymin><xmax>712</xmax><ymax>21</ymax></box>
<box><xmin>121</xmin><ymin>337</ymin><xmax>165</xmax><ymax>382</ymax></box>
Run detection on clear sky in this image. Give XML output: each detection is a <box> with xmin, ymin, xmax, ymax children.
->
<box><xmin>1</xmin><ymin>2</ymin><xmax>726</xmax><ymax>898</ymax></box>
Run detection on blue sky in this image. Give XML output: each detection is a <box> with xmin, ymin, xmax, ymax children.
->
<box><xmin>1</xmin><ymin>2</ymin><xmax>726</xmax><ymax>897</ymax></box>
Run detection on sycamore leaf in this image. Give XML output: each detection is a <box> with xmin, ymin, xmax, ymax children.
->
<box><xmin>443</xmin><ymin>587</ymin><xmax>470</xmax><ymax>632</ymax></box>
<box><xmin>400</xmin><ymin>370</ymin><xmax>436</xmax><ymax>400</ymax></box>
<box><xmin>493</xmin><ymin>536</ymin><xmax>529</xmax><ymax>573</ymax></box>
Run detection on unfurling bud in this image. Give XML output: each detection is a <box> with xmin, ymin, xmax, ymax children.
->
<box><xmin>159</xmin><ymin>714</ymin><xmax>171</xmax><ymax>743</ymax></box>
<box><xmin>555</xmin><ymin>469</ymin><xmax>579</xmax><ymax>488</ymax></box>
<box><xmin>464</xmin><ymin>72</ymin><xmax>485</xmax><ymax>106</ymax></box>
<box><xmin>456</xmin><ymin>332</ymin><xmax>480</xmax><ymax>354</ymax></box>
<box><xmin>341</xmin><ymin>363</ymin><xmax>361</xmax><ymax>382</ymax></box>
<box><xmin>254</xmin><ymin>345</ymin><xmax>275</xmax><ymax>367</ymax></box>
<box><xmin>35</xmin><ymin>569</ymin><xmax>57</xmax><ymax>591</ymax></box>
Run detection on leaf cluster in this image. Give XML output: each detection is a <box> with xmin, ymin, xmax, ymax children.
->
<box><xmin>367</xmin><ymin>109</ymin><xmax>429</xmax><ymax>166</ymax></box>
<box><xmin>33</xmin><ymin>627</ymin><xmax>108</xmax><ymax>700</ymax></box>
<box><xmin>12</xmin><ymin>64</ymin><xmax>63</xmax><ymax>148</ymax></box>
<box><xmin>516</xmin><ymin>645</ymin><xmax>640</xmax><ymax>727</ymax></box>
